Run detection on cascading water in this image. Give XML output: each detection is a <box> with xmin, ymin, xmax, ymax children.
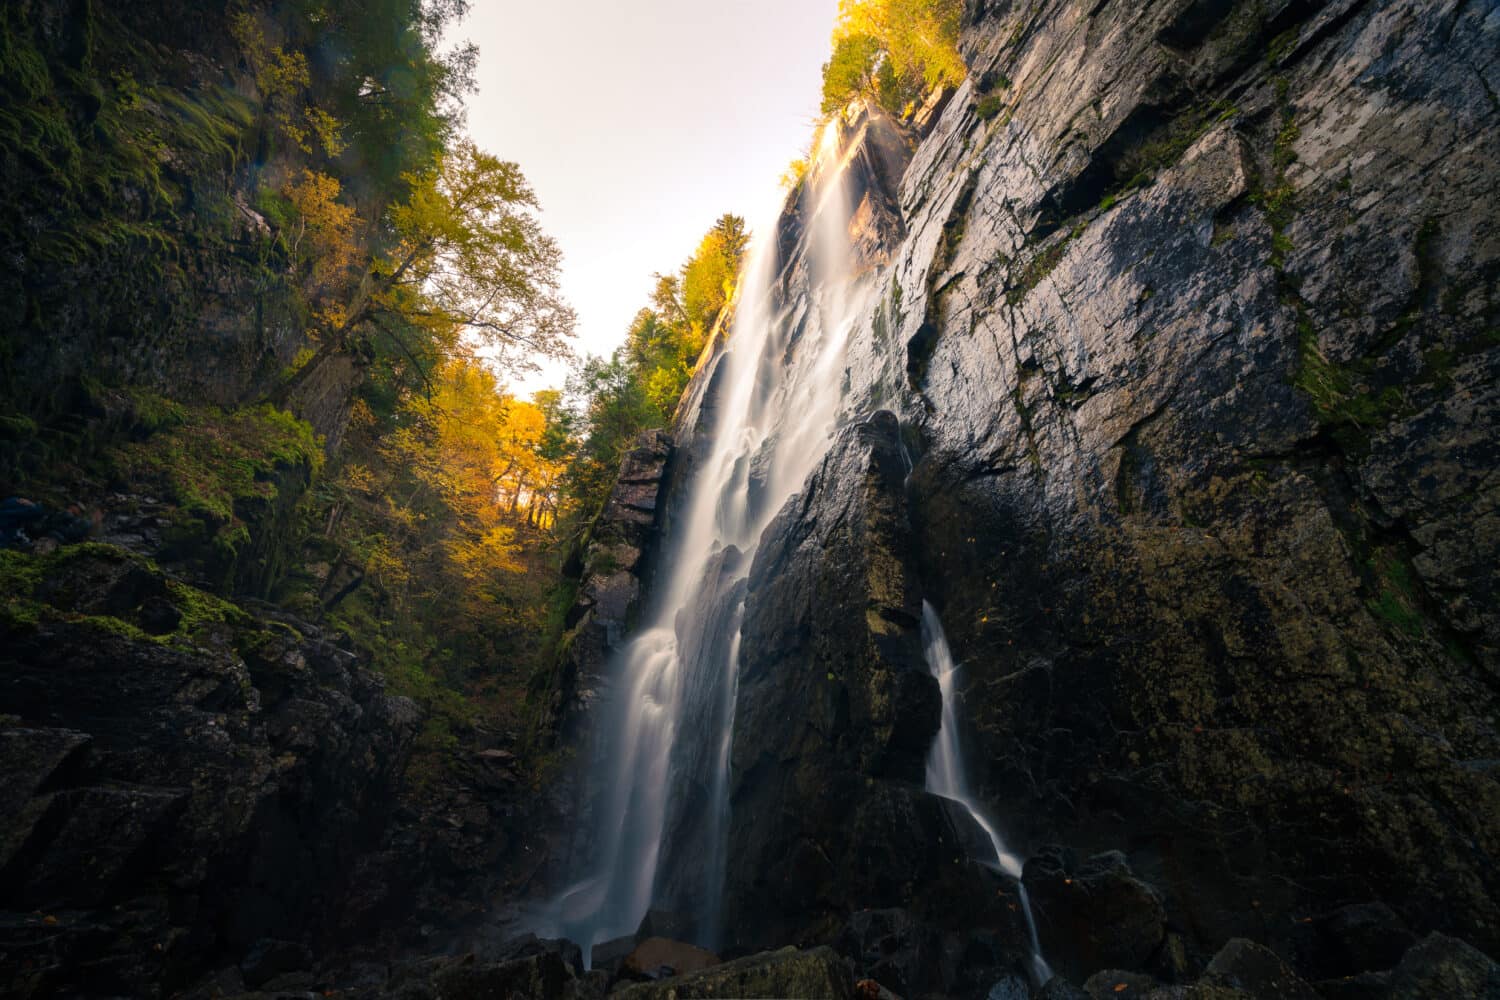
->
<box><xmin>921</xmin><ymin>601</ymin><xmax>1055</xmax><ymax>985</ymax></box>
<box><xmin>548</xmin><ymin>115</ymin><xmax>877</xmax><ymax>960</ymax></box>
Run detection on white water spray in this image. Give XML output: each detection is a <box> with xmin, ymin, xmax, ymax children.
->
<box><xmin>549</xmin><ymin>112</ymin><xmax>878</xmax><ymax>960</ymax></box>
<box><xmin>921</xmin><ymin>601</ymin><xmax>1054</xmax><ymax>985</ymax></box>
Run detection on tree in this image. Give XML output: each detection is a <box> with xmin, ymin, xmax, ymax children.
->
<box><xmin>278</xmin><ymin>140</ymin><xmax>574</xmax><ymax>406</ymax></box>
<box><xmin>681</xmin><ymin>213</ymin><xmax>748</xmax><ymax>330</ymax></box>
<box><xmin>821</xmin><ymin>0</ymin><xmax>966</xmax><ymax>116</ymax></box>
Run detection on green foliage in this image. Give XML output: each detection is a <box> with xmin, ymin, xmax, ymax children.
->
<box><xmin>108</xmin><ymin>400</ymin><xmax>323</xmax><ymax>567</ymax></box>
<box><xmin>561</xmin><ymin>352</ymin><xmax>662</xmax><ymax>521</ymax></box>
<box><xmin>975</xmin><ymin>95</ymin><xmax>1006</xmax><ymax>121</ymax></box>
<box><xmin>682</xmin><ymin>214</ymin><xmax>749</xmax><ymax>330</ymax></box>
<box><xmin>820</xmin><ymin>0</ymin><xmax>966</xmax><ymax>117</ymax></box>
<box><xmin>557</xmin><ymin>214</ymin><xmax>749</xmax><ymax>528</ymax></box>
<box><xmin>1365</xmin><ymin>552</ymin><xmax>1425</xmax><ymax>638</ymax></box>
<box><xmin>821</xmin><ymin>33</ymin><xmax>884</xmax><ymax>115</ymax></box>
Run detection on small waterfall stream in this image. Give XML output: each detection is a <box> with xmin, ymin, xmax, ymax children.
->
<box><xmin>921</xmin><ymin>601</ymin><xmax>1054</xmax><ymax>985</ymax></box>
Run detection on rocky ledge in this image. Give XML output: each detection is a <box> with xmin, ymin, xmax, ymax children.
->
<box><xmin>0</xmin><ymin>542</ymin><xmax>421</xmax><ymax>995</ymax></box>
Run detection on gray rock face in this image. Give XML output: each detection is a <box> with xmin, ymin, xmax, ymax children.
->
<box><xmin>657</xmin><ymin>0</ymin><xmax>1500</xmax><ymax>980</ymax></box>
<box><xmin>720</xmin><ymin>412</ymin><xmax>1030</xmax><ymax>961</ymax></box>
<box><xmin>547</xmin><ymin>429</ymin><xmax>674</xmax><ymax>743</ymax></box>
<box><xmin>0</xmin><ymin>547</ymin><xmax>421</xmax><ymax>997</ymax></box>
<box><xmin>1024</xmin><ymin>848</ymin><xmax>1169</xmax><ymax>983</ymax></box>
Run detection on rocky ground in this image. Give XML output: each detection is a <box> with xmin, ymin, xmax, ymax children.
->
<box><xmin>0</xmin><ymin>539</ymin><xmax>557</xmax><ymax>998</ymax></box>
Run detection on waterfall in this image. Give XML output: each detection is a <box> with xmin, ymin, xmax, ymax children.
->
<box><xmin>550</xmin><ymin>114</ymin><xmax>876</xmax><ymax>961</ymax></box>
<box><xmin>921</xmin><ymin>601</ymin><xmax>1054</xmax><ymax>985</ymax></box>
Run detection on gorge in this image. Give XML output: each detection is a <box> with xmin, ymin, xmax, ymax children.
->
<box><xmin>3</xmin><ymin>0</ymin><xmax>1500</xmax><ymax>998</ymax></box>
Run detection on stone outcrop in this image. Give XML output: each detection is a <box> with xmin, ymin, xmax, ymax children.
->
<box><xmin>722</xmin><ymin>411</ymin><xmax>1029</xmax><ymax>961</ymax></box>
<box><xmin>546</xmin><ymin>429</ymin><xmax>674</xmax><ymax>743</ymax></box>
<box><xmin>653</xmin><ymin>0</ymin><xmax>1500</xmax><ymax>990</ymax></box>
<box><xmin>885</xmin><ymin>0</ymin><xmax>1500</xmax><ymax>967</ymax></box>
<box><xmin>0</xmin><ymin>544</ymin><xmax>420</xmax><ymax>997</ymax></box>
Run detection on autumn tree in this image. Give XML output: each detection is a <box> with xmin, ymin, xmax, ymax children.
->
<box><xmin>277</xmin><ymin>140</ymin><xmax>574</xmax><ymax>409</ymax></box>
<box><xmin>557</xmin><ymin>213</ymin><xmax>751</xmax><ymax>529</ymax></box>
<box><xmin>682</xmin><ymin>213</ymin><xmax>749</xmax><ymax>330</ymax></box>
<box><xmin>821</xmin><ymin>0</ymin><xmax>966</xmax><ymax>116</ymax></box>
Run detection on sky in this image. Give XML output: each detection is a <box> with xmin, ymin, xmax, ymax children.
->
<box><xmin>454</xmin><ymin>0</ymin><xmax>841</xmax><ymax>395</ymax></box>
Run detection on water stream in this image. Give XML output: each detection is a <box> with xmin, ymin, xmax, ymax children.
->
<box><xmin>548</xmin><ymin>113</ymin><xmax>1054</xmax><ymax>984</ymax></box>
<box><xmin>921</xmin><ymin>601</ymin><xmax>1054</xmax><ymax>985</ymax></box>
<box><xmin>548</xmin><ymin>117</ymin><xmax>872</xmax><ymax>960</ymax></box>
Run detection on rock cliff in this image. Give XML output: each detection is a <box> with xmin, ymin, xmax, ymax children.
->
<box><xmin>655</xmin><ymin>0</ymin><xmax>1499</xmax><ymax>990</ymax></box>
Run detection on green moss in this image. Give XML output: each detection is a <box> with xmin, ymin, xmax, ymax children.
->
<box><xmin>1266</xmin><ymin>27</ymin><xmax>1300</xmax><ymax>67</ymax></box>
<box><xmin>0</xmin><ymin>548</ymin><xmax>46</xmax><ymax>629</ymax></box>
<box><xmin>975</xmin><ymin>95</ymin><xmax>1006</xmax><ymax>121</ymax></box>
<box><xmin>110</xmin><ymin>402</ymin><xmax>323</xmax><ymax>527</ymax></box>
<box><xmin>1365</xmin><ymin>552</ymin><xmax>1425</xmax><ymax>638</ymax></box>
<box><xmin>124</xmin><ymin>389</ymin><xmax>187</xmax><ymax>433</ymax></box>
<box><xmin>1293</xmin><ymin>315</ymin><xmax>1408</xmax><ymax>432</ymax></box>
<box><xmin>1006</xmin><ymin>220</ymin><xmax>1088</xmax><ymax>305</ymax></box>
<box><xmin>99</xmin><ymin>402</ymin><xmax>322</xmax><ymax>587</ymax></box>
<box><xmin>0</xmin><ymin>542</ymin><xmax>266</xmax><ymax>647</ymax></box>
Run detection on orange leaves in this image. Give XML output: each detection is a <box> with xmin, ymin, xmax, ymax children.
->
<box><xmin>284</xmin><ymin>170</ymin><xmax>358</xmax><ymax>296</ymax></box>
<box><xmin>367</xmin><ymin>357</ymin><xmax>566</xmax><ymax>620</ymax></box>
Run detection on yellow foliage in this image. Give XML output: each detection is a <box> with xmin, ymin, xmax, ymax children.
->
<box><xmin>824</xmin><ymin>0</ymin><xmax>965</xmax><ymax>115</ymax></box>
<box><xmin>362</xmin><ymin>357</ymin><xmax>567</xmax><ymax>619</ymax></box>
<box><xmin>283</xmin><ymin>169</ymin><xmax>357</xmax><ymax>303</ymax></box>
<box><xmin>231</xmin><ymin>11</ymin><xmax>344</xmax><ymax>156</ymax></box>
<box><xmin>834</xmin><ymin>0</ymin><xmax>966</xmax><ymax>88</ymax></box>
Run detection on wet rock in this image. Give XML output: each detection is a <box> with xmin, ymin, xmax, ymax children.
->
<box><xmin>1312</xmin><ymin>970</ymin><xmax>1393</xmax><ymax>1000</ymax></box>
<box><xmin>1293</xmin><ymin>902</ymin><xmax>1416</xmax><ymax>979</ymax></box>
<box><xmin>634</xmin><ymin>909</ymin><xmax>695</xmax><ymax>943</ymax></box>
<box><xmin>621</xmin><ymin>937</ymin><xmax>720</xmax><ymax>980</ymax></box>
<box><xmin>1083</xmin><ymin>970</ymin><xmax>1158</xmax><ymax>998</ymax></box>
<box><xmin>591</xmin><ymin>933</ymin><xmax>637</xmax><ymax>974</ymax></box>
<box><xmin>1025</xmin><ymin>848</ymin><xmax>1167</xmax><ymax>983</ymax></box>
<box><xmin>1037</xmin><ymin>976</ymin><xmax>1089</xmax><ymax>999</ymax></box>
<box><xmin>612</xmin><ymin>945</ymin><xmax>856</xmax><ymax>1000</ymax></box>
<box><xmin>986</xmin><ymin>974</ymin><xmax>1030</xmax><ymax>999</ymax></box>
<box><xmin>1202</xmin><ymin>939</ymin><xmax>1319</xmax><ymax>1000</ymax></box>
<box><xmin>547</xmin><ymin>429</ymin><xmax>672</xmax><ymax>744</ymax></box>
<box><xmin>777</xmin><ymin>0</ymin><xmax>1500</xmax><ymax>969</ymax></box>
<box><xmin>724</xmin><ymin>412</ymin><xmax>960</xmax><ymax>950</ymax></box>
<box><xmin>0</xmin><ymin>547</ymin><xmax>421</xmax><ymax>996</ymax></box>
<box><xmin>1385</xmin><ymin>932</ymin><xmax>1500</xmax><ymax>999</ymax></box>
<box><xmin>838</xmin><ymin>908</ymin><xmax>942</xmax><ymax>997</ymax></box>
<box><xmin>392</xmin><ymin>951</ymin><xmax>579</xmax><ymax>1000</ymax></box>
<box><xmin>479</xmin><ymin>933</ymin><xmax>583</xmax><ymax>975</ymax></box>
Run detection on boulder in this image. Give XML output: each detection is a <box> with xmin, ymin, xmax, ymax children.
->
<box><xmin>612</xmin><ymin>946</ymin><xmax>856</xmax><ymax>1000</ymax></box>
<box><xmin>0</xmin><ymin>545</ymin><xmax>421</xmax><ymax>996</ymax></box>
<box><xmin>1082</xmin><ymin>970</ymin><xmax>1158</xmax><ymax>998</ymax></box>
<box><xmin>621</xmin><ymin>937</ymin><xmax>720</xmax><ymax>980</ymax></box>
<box><xmin>1385</xmin><ymin>933</ymin><xmax>1500</xmax><ymax>999</ymax></box>
<box><xmin>398</xmin><ymin>951</ymin><xmax>579</xmax><ymax>1000</ymax></box>
<box><xmin>1201</xmin><ymin>939</ymin><xmax>1319</xmax><ymax>1000</ymax></box>
<box><xmin>1293</xmin><ymin>902</ymin><xmax>1416</xmax><ymax>979</ymax></box>
<box><xmin>1025</xmin><ymin>848</ymin><xmax>1167</xmax><ymax>982</ymax></box>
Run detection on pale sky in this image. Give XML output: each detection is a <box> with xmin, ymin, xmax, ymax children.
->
<box><xmin>454</xmin><ymin>0</ymin><xmax>840</xmax><ymax>394</ymax></box>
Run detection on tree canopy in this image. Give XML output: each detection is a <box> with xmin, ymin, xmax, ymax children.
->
<box><xmin>820</xmin><ymin>0</ymin><xmax>966</xmax><ymax>116</ymax></box>
<box><xmin>559</xmin><ymin>213</ymin><xmax>749</xmax><ymax>530</ymax></box>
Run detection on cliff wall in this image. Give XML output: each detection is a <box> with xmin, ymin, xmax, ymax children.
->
<box><xmin>666</xmin><ymin>0</ymin><xmax>1499</xmax><ymax>987</ymax></box>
